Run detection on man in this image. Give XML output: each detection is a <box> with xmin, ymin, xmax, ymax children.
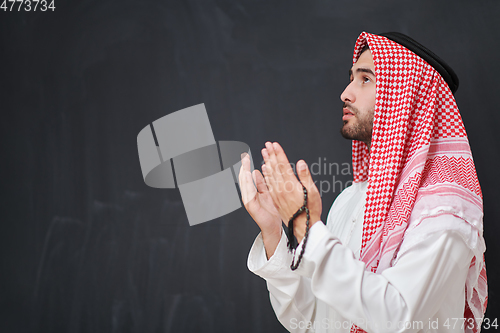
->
<box><xmin>239</xmin><ymin>32</ymin><xmax>487</xmax><ymax>332</ymax></box>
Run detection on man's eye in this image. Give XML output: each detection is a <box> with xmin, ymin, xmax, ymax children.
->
<box><xmin>363</xmin><ymin>76</ymin><xmax>371</xmax><ymax>83</ymax></box>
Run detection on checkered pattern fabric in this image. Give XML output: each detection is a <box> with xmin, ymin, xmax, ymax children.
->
<box><xmin>349</xmin><ymin>32</ymin><xmax>487</xmax><ymax>333</ymax></box>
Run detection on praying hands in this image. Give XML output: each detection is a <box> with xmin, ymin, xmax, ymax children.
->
<box><xmin>239</xmin><ymin>142</ymin><xmax>322</xmax><ymax>259</ymax></box>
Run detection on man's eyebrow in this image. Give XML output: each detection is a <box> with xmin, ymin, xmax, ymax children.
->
<box><xmin>349</xmin><ymin>67</ymin><xmax>376</xmax><ymax>78</ymax></box>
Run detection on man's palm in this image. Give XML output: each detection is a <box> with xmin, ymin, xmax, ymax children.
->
<box><xmin>239</xmin><ymin>155</ymin><xmax>281</xmax><ymax>233</ymax></box>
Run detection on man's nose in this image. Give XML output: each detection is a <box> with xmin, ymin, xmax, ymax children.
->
<box><xmin>340</xmin><ymin>82</ymin><xmax>355</xmax><ymax>103</ymax></box>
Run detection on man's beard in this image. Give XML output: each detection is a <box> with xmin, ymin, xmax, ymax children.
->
<box><xmin>340</xmin><ymin>105</ymin><xmax>374</xmax><ymax>143</ymax></box>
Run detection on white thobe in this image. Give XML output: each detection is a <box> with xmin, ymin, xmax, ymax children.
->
<box><xmin>248</xmin><ymin>181</ymin><xmax>474</xmax><ymax>333</ymax></box>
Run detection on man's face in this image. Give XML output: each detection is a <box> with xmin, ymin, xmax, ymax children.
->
<box><xmin>340</xmin><ymin>49</ymin><xmax>376</xmax><ymax>146</ymax></box>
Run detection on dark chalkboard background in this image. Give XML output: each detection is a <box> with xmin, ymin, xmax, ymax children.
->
<box><xmin>1</xmin><ymin>0</ymin><xmax>499</xmax><ymax>332</ymax></box>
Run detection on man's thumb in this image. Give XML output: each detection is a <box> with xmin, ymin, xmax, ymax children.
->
<box><xmin>297</xmin><ymin>160</ymin><xmax>313</xmax><ymax>187</ymax></box>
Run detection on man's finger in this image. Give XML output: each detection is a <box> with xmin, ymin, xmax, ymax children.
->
<box><xmin>261</xmin><ymin>148</ymin><xmax>278</xmax><ymax>197</ymax></box>
<box><xmin>272</xmin><ymin>142</ymin><xmax>298</xmax><ymax>183</ymax></box>
<box><xmin>296</xmin><ymin>160</ymin><xmax>315</xmax><ymax>192</ymax></box>
<box><xmin>239</xmin><ymin>154</ymin><xmax>257</xmax><ymax>205</ymax></box>
<box><xmin>240</xmin><ymin>152</ymin><xmax>249</xmax><ymax>164</ymax></box>
<box><xmin>265</xmin><ymin>141</ymin><xmax>284</xmax><ymax>184</ymax></box>
<box><xmin>253</xmin><ymin>169</ymin><xmax>269</xmax><ymax>194</ymax></box>
<box><xmin>261</xmin><ymin>163</ymin><xmax>273</xmax><ymax>193</ymax></box>
<box><xmin>296</xmin><ymin>159</ymin><xmax>322</xmax><ymax>225</ymax></box>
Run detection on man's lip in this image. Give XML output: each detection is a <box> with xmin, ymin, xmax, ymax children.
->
<box><xmin>343</xmin><ymin>108</ymin><xmax>354</xmax><ymax>116</ymax></box>
<box><xmin>343</xmin><ymin>108</ymin><xmax>354</xmax><ymax>121</ymax></box>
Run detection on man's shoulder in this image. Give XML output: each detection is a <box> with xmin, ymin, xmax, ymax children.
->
<box><xmin>335</xmin><ymin>181</ymin><xmax>368</xmax><ymax>200</ymax></box>
<box><xmin>328</xmin><ymin>181</ymin><xmax>367</xmax><ymax>214</ymax></box>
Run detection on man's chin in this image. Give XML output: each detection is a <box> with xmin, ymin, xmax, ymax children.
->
<box><xmin>340</xmin><ymin>127</ymin><xmax>354</xmax><ymax>140</ymax></box>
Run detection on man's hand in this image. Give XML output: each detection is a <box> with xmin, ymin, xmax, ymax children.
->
<box><xmin>261</xmin><ymin>142</ymin><xmax>322</xmax><ymax>243</ymax></box>
<box><xmin>239</xmin><ymin>153</ymin><xmax>282</xmax><ymax>259</ymax></box>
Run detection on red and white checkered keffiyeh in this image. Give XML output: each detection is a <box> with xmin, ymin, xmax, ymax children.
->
<box><xmin>350</xmin><ymin>32</ymin><xmax>487</xmax><ymax>333</ymax></box>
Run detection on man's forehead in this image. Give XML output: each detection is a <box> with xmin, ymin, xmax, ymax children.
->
<box><xmin>353</xmin><ymin>50</ymin><xmax>374</xmax><ymax>70</ymax></box>
<box><xmin>349</xmin><ymin>49</ymin><xmax>375</xmax><ymax>77</ymax></box>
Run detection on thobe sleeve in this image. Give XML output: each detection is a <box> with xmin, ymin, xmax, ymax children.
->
<box><xmin>292</xmin><ymin>214</ymin><xmax>473</xmax><ymax>333</ymax></box>
<box><xmin>247</xmin><ymin>228</ymin><xmax>317</xmax><ymax>332</ymax></box>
